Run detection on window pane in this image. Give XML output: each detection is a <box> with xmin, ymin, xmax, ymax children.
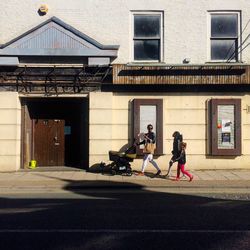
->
<box><xmin>211</xmin><ymin>39</ymin><xmax>237</xmax><ymax>60</ymax></box>
<box><xmin>134</xmin><ymin>15</ymin><xmax>160</xmax><ymax>37</ymax></box>
<box><xmin>139</xmin><ymin>105</ymin><xmax>157</xmax><ymax>149</ymax></box>
<box><xmin>211</xmin><ymin>14</ymin><xmax>237</xmax><ymax>38</ymax></box>
<box><xmin>140</xmin><ymin>105</ymin><xmax>157</xmax><ymax>135</ymax></box>
<box><xmin>217</xmin><ymin>105</ymin><xmax>235</xmax><ymax>149</ymax></box>
<box><xmin>134</xmin><ymin>40</ymin><xmax>160</xmax><ymax>60</ymax></box>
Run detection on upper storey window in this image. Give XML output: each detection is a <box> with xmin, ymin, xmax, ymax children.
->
<box><xmin>133</xmin><ymin>13</ymin><xmax>162</xmax><ymax>61</ymax></box>
<box><xmin>210</xmin><ymin>12</ymin><xmax>240</xmax><ymax>62</ymax></box>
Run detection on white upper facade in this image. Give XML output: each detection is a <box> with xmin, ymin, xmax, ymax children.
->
<box><xmin>1</xmin><ymin>0</ymin><xmax>250</xmax><ymax>64</ymax></box>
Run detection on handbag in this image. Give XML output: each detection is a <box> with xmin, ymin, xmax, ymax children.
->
<box><xmin>143</xmin><ymin>143</ymin><xmax>156</xmax><ymax>154</ymax></box>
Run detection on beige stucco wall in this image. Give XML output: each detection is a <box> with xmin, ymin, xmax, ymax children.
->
<box><xmin>89</xmin><ymin>92</ymin><xmax>250</xmax><ymax>171</ymax></box>
<box><xmin>0</xmin><ymin>92</ymin><xmax>21</xmax><ymax>172</ymax></box>
<box><xmin>1</xmin><ymin>0</ymin><xmax>250</xmax><ymax>64</ymax></box>
<box><xmin>0</xmin><ymin>91</ymin><xmax>249</xmax><ymax>171</ymax></box>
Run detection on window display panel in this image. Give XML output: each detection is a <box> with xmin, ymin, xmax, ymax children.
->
<box><xmin>217</xmin><ymin>105</ymin><xmax>235</xmax><ymax>149</ymax></box>
<box><xmin>210</xmin><ymin>98</ymin><xmax>241</xmax><ymax>156</ymax></box>
<box><xmin>139</xmin><ymin>105</ymin><xmax>157</xmax><ymax>149</ymax></box>
<box><xmin>139</xmin><ymin>105</ymin><xmax>156</xmax><ymax>135</ymax></box>
<box><xmin>133</xmin><ymin>99</ymin><xmax>163</xmax><ymax>155</ymax></box>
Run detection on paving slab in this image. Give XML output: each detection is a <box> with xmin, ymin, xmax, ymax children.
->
<box><xmin>194</xmin><ymin>172</ymin><xmax>214</xmax><ymax>180</ymax></box>
<box><xmin>1</xmin><ymin>169</ymin><xmax>250</xmax><ymax>192</ymax></box>
<box><xmin>230</xmin><ymin>171</ymin><xmax>247</xmax><ymax>179</ymax></box>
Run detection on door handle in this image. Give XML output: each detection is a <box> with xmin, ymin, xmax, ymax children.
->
<box><xmin>54</xmin><ymin>136</ymin><xmax>60</xmax><ymax>145</ymax></box>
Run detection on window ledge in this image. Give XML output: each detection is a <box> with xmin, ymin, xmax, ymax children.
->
<box><xmin>126</xmin><ymin>62</ymin><xmax>249</xmax><ymax>67</ymax></box>
<box><xmin>127</xmin><ymin>62</ymin><xmax>167</xmax><ymax>67</ymax></box>
<box><xmin>205</xmin><ymin>61</ymin><xmax>244</xmax><ymax>64</ymax></box>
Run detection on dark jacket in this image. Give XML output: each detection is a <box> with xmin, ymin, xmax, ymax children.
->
<box><xmin>176</xmin><ymin>149</ymin><xmax>186</xmax><ymax>164</ymax></box>
<box><xmin>138</xmin><ymin>131</ymin><xmax>156</xmax><ymax>145</ymax></box>
<box><xmin>172</xmin><ymin>131</ymin><xmax>183</xmax><ymax>160</ymax></box>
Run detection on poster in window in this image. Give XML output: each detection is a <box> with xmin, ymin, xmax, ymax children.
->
<box><xmin>222</xmin><ymin>119</ymin><xmax>232</xmax><ymax>133</ymax></box>
<box><xmin>221</xmin><ymin>132</ymin><xmax>231</xmax><ymax>143</ymax></box>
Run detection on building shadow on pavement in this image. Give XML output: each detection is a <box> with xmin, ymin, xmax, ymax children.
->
<box><xmin>0</xmin><ymin>177</ymin><xmax>250</xmax><ymax>250</ymax></box>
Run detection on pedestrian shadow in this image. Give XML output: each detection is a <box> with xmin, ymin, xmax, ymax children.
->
<box><xmin>132</xmin><ymin>170</ymin><xmax>163</xmax><ymax>179</ymax></box>
<box><xmin>132</xmin><ymin>170</ymin><xmax>189</xmax><ymax>181</ymax></box>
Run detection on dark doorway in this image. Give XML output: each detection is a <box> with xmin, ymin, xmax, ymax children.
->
<box><xmin>21</xmin><ymin>97</ymin><xmax>89</xmax><ymax>169</ymax></box>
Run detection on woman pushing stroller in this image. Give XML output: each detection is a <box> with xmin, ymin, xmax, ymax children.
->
<box><xmin>135</xmin><ymin>124</ymin><xmax>161</xmax><ymax>176</ymax></box>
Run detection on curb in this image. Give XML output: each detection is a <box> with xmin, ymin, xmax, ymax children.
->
<box><xmin>1</xmin><ymin>180</ymin><xmax>250</xmax><ymax>191</ymax></box>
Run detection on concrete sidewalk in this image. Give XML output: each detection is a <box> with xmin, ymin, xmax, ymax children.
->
<box><xmin>0</xmin><ymin>168</ymin><xmax>250</xmax><ymax>191</ymax></box>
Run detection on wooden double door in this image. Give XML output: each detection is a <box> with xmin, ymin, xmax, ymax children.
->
<box><xmin>22</xmin><ymin>97</ymin><xmax>89</xmax><ymax>169</ymax></box>
<box><xmin>34</xmin><ymin>119</ymin><xmax>65</xmax><ymax>166</ymax></box>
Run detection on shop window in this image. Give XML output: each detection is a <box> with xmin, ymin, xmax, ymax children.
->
<box><xmin>133</xmin><ymin>99</ymin><xmax>163</xmax><ymax>155</ymax></box>
<box><xmin>133</xmin><ymin>13</ymin><xmax>162</xmax><ymax>61</ymax></box>
<box><xmin>209</xmin><ymin>12</ymin><xmax>239</xmax><ymax>61</ymax></box>
<box><xmin>209</xmin><ymin>99</ymin><xmax>241</xmax><ymax>156</ymax></box>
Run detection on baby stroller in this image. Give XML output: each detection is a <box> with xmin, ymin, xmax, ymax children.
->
<box><xmin>100</xmin><ymin>142</ymin><xmax>136</xmax><ymax>176</ymax></box>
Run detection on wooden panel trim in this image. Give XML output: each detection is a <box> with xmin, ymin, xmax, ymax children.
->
<box><xmin>21</xmin><ymin>99</ymin><xmax>33</xmax><ymax>169</ymax></box>
<box><xmin>113</xmin><ymin>64</ymin><xmax>249</xmax><ymax>85</ymax></box>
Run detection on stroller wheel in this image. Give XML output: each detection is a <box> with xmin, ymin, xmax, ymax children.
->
<box><xmin>125</xmin><ymin>169</ymin><xmax>132</xmax><ymax>176</ymax></box>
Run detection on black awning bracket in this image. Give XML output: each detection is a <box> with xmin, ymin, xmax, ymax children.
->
<box><xmin>0</xmin><ymin>65</ymin><xmax>111</xmax><ymax>93</ymax></box>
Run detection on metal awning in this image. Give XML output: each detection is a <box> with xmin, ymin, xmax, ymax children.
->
<box><xmin>0</xmin><ymin>65</ymin><xmax>112</xmax><ymax>93</ymax></box>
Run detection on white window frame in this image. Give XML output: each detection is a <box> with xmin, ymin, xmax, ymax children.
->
<box><xmin>131</xmin><ymin>11</ymin><xmax>163</xmax><ymax>63</ymax></box>
<box><xmin>207</xmin><ymin>11</ymin><xmax>241</xmax><ymax>63</ymax></box>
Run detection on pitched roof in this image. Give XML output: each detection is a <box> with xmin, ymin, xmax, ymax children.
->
<box><xmin>0</xmin><ymin>17</ymin><xmax>119</xmax><ymax>57</ymax></box>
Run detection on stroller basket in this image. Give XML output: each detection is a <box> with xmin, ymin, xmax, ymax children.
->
<box><xmin>109</xmin><ymin>143</ymin><xmax>137</xmax><ymax>161</ymax></box>
<box><xmin>109</xmin><ymin>151</ymin><xmax>125</xmax><ymax>161</ymax></box>
<box><xmin>125</xmin><ymin>153</ymin><xmax>136</xmax><ymax>159</ymax></box>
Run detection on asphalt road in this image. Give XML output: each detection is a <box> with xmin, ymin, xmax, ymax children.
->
<box><xmin>0</xmin><ymin>188</ymin><xmax>250</xmax><ymax>250</ymax></box>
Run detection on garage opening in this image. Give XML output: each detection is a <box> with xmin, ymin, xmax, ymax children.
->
<box><xmin>21</xmin><ymin>97</ymin><xmax>89</xmax><ymax>170</ymax></box>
